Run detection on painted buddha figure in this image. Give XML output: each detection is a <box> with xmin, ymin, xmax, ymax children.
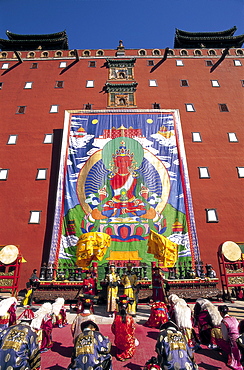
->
<box><xmin>92</xmin><ymin>139</ymin><xmax>156</xmax><ymax>222</ymax></box>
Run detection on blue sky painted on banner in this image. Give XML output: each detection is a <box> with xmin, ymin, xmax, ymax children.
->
<box><xmin>1</xmin><ymin>0</ymin><xmax>244</xmax><ymax>50</ymax></box>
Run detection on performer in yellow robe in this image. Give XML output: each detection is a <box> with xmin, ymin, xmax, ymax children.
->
<box><xmin>121</xmin><ymin>263</ymin><xmax>138</xmax><ymax>316</ymax></box>
<box><xmin>105</xmin><ymin>264</ymin><xmax>121</xmax><ymax>314</ymax></box>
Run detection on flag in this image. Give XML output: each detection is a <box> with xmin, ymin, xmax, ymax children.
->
<box><xmin>147</xmin><ymin>230</ymin><xmax>178</xmax><ymax>267</ymax></box>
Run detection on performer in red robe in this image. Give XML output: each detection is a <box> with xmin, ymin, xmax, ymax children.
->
<box><xmin>31</xmin><ymin>302</ymin><xmax>53</xmax><ymax>353</ymax></box>
<box><xmin>111</xmin><ymin>295</ymin><xmax>136</xmax><ymax>361</ymax></box>
<box><xmin>145</xmin><ymin>301</ymin><xmax>169</xmax><ymax>329</ymax></box>
<box><xmin>52</xmin><ymin>297</ymin><xmax>67</xmax><ymax>328</ymax></box>
<box><xmin>152</xmin><ymin>267</ymin><xmax>166</xmax><ymax>303</ymax></box>
<box><xmin>83</xmin><ymin>270</ymin><xmax>96</xmax><ymax>296</ymax></box>
<box><xmin>0</xmin><ymin>297</ymin><xmax>17</xmax><ymax>329</ymax></box>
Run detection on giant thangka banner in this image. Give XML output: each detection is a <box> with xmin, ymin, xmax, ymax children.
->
<box><xmin>49</xmin><ymin>110</ymin><xmax>200</xmax><ymax>269</ymax></box>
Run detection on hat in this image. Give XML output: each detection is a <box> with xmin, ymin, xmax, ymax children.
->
<box><xmin>80</xmin><ymin>320</ymin><xmax>99</xmax><ymax>332</ymax></box>
<box><xmin>160</xmin><ymin>320</ymin><xmax>179</xmax><ymax>331</ymax></box>
<box><xmin>116</xmin><ymin>295</ymin><xmax>134</xmax><ymax>306</ymax></box>
<box><xmin>18</xmin><ymin>308</ymin><xmax>34</xmax><ymax>322</ymax></box>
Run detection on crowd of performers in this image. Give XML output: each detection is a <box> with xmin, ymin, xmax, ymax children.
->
<box><xmin>1</xmin><ymin>265</ymin><xmax>244</xmax><ymax>370</ymax></box>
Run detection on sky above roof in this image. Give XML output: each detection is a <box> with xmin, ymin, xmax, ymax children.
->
<box><xmin>1</xmin><ymin>0</ymin><xmax>244</xmax><ymax>50</ymax></box>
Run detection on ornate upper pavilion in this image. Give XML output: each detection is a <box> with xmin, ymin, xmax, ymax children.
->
<box><xmin>174</xmin><ymin>26</ymin><xmax>244</xmax><ymax>48</ymax></box>
<box><xmin>0</xmin><ymin>30</ymin><xmax>68</xmax><ymax>51</ymax></box>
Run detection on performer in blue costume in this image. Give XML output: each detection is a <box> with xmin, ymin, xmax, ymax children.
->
<box><xmin>0</xmin><ymin>312</ymin><xmax>40</xmax><ymax>370</ymax></box>
<box><xmin>67</xmin><ymin>320</ymin><xmax>112</xmax><ymax>370</ymax></box>
<box><xmin>156</xmin><ymin>321</ymin><xmax>198</xmax><ymax>370</ymax></box>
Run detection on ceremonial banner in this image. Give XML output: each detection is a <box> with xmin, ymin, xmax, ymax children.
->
<box><xmin>49</xmin><ymin>110</ymin><xmax>199</xmax><ymax>269</ymax></box>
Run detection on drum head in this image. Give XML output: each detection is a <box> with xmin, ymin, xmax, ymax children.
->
<box><xmin>0</xmin><ymin>245</ymin><xmax>19</xmax><ymax>264</ymax></box>
<box><xmin>222</xmin><ymin>241</ymin><xmax>241</xmax><ymax>262</ymax></box>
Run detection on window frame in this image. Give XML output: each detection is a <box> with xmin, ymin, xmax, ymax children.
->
<box><xmin>16</xmin><ymin>106</ymin><xmax>26</xmax><ymax>114</ymax></box>
<box><xmin>180</xmin><ymin>79</ymin><xmax>189</xmax><ymax>87</ymax></box>
<box><xmin>30</xmin><ymin>63</ymin><xmax>38</xmax><ymax>69</ymax></box>
<box><xmin>36</xmin><ymin>168</ymin><xmax>48</xmax><ymax>180</ymax></box>
<box><xmin>86</xmin><ymin>80</ymin><xmax>94</xmax><ymax>88</ymax></box>
<box><xmin>234</xmin><ymin>60</ymin><xmax>242</xmax><ymax>66</ymax></box>
<box><xmin>55</xmin><ymin>81</ymin><xmax>64</xmax><ymax>88</ymax></box>
<box><xmin>89</xmin><ymin>61</ymin><xmax>96</xmax><ymax>68</ymax></box>
<box><xmin>185</xmin><ymin>103</ymin><xmax>195</xmax><ymax>112</ymax></box>
<box><xmin>198</xmin><ymin>167</ymin><xmax>210</xmax><ymax>179</ymax></box>
<box><xmin>205</xmin><ymin>208</ymin><xmax>219</xmax><ymax>223</ymax></box>
<box><xmin>0</xmin><ymin>169</ymin><xmax>9</xmax><ymax>181</ymax></box>
<box><xmin>211</xmin><ymin>80</ymin><xmax>220</xmax><ymax>87</ymax></box>
<box><xmin>219</xmin><ymin>104</ymin><xmax>229</xmax><ymax>112</ymax></box>
<box><xmin>49</xmin><ymin>105</ymin><xmax>59</xmax><ymax>113</ymax></box>
<box><xmin>237</xmin><ymin>167</ymin><xmax>244</xmax><ymax>178</ymax></box>
<box><xmin>205</xmin><ymin>60</ymin><xmax>213</xmax><ymax>67</ymax></box>
<box><xmin>43</xmin><ymin>134</ymin><xmax>53</xmax><ymax>144</ymax></box>
<box><xmin>228</xmin><ymin>132</ymin><xmax>238</xmax><ymax>143</ymax></box>
<box><xmin>7</xmin><ymin>135</ymin><xmax>18</xmax><ymax>145</ymax></box>
<box><xmin>28</xmin><ymin>211</ymin><xmax>41</xmax><ymax>224</ymax></box>
<box><xmin>2</xmin><ymin>63</ymin><xmax>9</xmax><ymax>69</ymax></box>
<box><xmin>192</xmin><ymin>132</ymin><xmax>202</xmax><ymax>142</ymax></box>
<box><xmin>176</xmin><ymin>60</ymin><xmax>184</xmax><ymax>66</ymax></box>
<box><xmin>59</xmin><ymin>61</ymin><xmax>67</xmax><ymax>68</ymax></box>
<box><xmin>149</xmin><ymin>79</ymin><xmax>158</xmax><ymax>87</ymax></box>
<box><xmin>24</xmin><ymin>82</ymin><xmax>33</xmax><ymax>89</ymax></box>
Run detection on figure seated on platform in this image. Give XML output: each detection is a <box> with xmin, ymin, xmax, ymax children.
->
<box><xmin>144</xmin><ymin>301</ymin><xmax>169</xmax><ymax>329</ymax></box>
<box><xmin>52</xmin><ymin>297</ymin><xmax>68</xmax><ymax>328</ymax></box>
<box><xmin>0</xmin><ymin>297</ymin><xmax>17</xmax><ymax>329</ymax></box>
<box><xmin>31</xmin><ymin>302</ymin><xmax>53</xmax><ymax>353</ymax></box>
<box><xmin>71</xmin><ymin>298</ymin><xmax>96</xmax><ymax>343</ymax></box>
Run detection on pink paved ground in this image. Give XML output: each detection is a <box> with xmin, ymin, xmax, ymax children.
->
<box><xmin>41</xmin><ymin>324</ymin><xmax>231</xmax><ymax>370</ymax></box>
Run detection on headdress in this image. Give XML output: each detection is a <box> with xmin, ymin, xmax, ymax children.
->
<box><xmin>174</xmin><ymin>299</ymin><xmax>192</xmax><ymax>329</ymax></box>
<box><xmin>18</xmin><ymin>308</ymin><xmax>34</xmax><ymax>322</ymax></box>
<box><xmin>0</xmin><ymin>297</ymin><xmax>17</xmax><ymax>316</ymax></box>
<box><xmin>201</xmin><ymin>299</ymin><xmax>222</xmax><ymax>326</ymax></box>
<box><xmin>168</xmin><ymin>294</ymin><xmax>181</xmax><ymax>305</ymax></box>
<box><xmin>52</xmin><ymin>297</ymin><xmax>65</xmax><ymax>316</ymax></box>
<box><xmin>160</xmin><ymin>320</ymin><xmax>179</xmax><ymax>331</ymax></box>
<box><xmin>31</xmin><ymin>302</ymin><xmax>52</xmax><ymax>330</ymax></box>
<box><xmin>116</xmin><ymin>295</ymin><xmax>134</xmax><ymax>307</ymax></box>
<box><xmin>80</xmin><ymin>320</ymin><xmax>99</xmax><ymax>332</ymax></box>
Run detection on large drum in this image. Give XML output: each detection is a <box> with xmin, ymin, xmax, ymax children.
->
<box><xmin>222</xmin><ymin>241</ymin><xmax>242</xmax><ymax>262</ymax></box>
<box><xmin>0</xmin><ymin>244</ymin><xmax>19</xmax><ymax>265</ymax></box>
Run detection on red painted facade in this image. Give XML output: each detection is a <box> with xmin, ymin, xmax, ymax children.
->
<box><xmin>0</xmin><ymin>46</ymin><xmax>243</xmax><ymax>288</ymax></box>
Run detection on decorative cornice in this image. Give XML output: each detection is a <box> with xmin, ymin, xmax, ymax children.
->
<box><xmin>106</xmin><ymin>58</ymin><xmax>136</xmax><ymax>68</ymax></box>
<box><xmin>105</xmin><ymin>82</ymin><xmax>138</xmax><ymax>93</ymax></box>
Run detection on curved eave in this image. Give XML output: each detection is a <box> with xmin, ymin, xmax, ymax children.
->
<box><xmin>0</xmin><ymin>37</ymin><xmax>68</xmax><ymax>51</ymax></box>
<box><xmin>6</xmin><ymin>30</ymin><xmax>67</xmax><ymax>40</ymax></box>
<box><xmin>175</xmin><ymin>26</ymin><xmax>237</xmax><ymax>38</ymax></box>
<box><xmin>174</xmin><ymin>34</ymin><xmax>244</xmax><ymax>48</ymax></box>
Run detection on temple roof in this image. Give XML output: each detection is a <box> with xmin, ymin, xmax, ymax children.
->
<box><xmin>0</xmin><ymin>30</ymin><xmax>68</xmax><ymax>51</ymax></box>
<box><xmin>174</xmin><ymin>27</ymin><xmax>244</xmax><ymax>48</ymax></box>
